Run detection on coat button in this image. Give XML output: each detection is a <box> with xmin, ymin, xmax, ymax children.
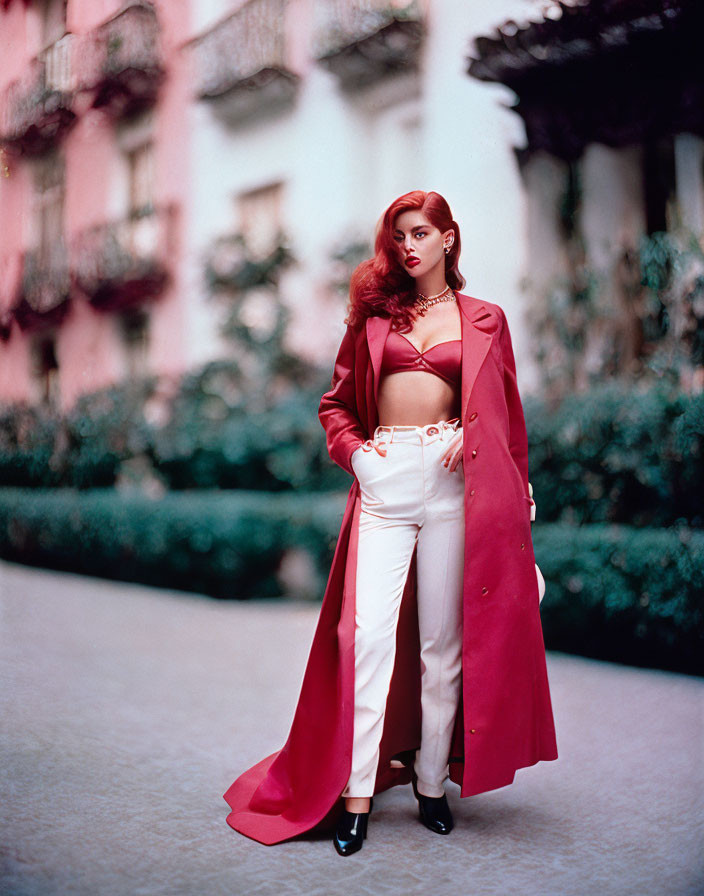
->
<box><xmin>470</xmin><ymin>489</ymin><xmax>475</xmax><ymax>496</ymax></box>
<box><xmin>470</xmin><ymin>728</ymin><xmax>476</xmax><ymax>734</ymax></box>
<box><xmin>469</xmin><ymin>412</ymin><xmax>477</xmax><ymax>421</ymax></box>
<box><xmin>471</xmin><ymin>449</ymin><xmax>477</xmax><ymax>458</ymax></box>
<box><xmin>520</xmin><ymin>543</ymin><xmax>525</xmax><ymax>550</ymax></box>
<box><xmin>481</xmin><ymin>586</ymin><xmax>488</xmax><ymax>595</ymax></box>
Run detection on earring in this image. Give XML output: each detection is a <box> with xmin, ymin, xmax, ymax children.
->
<box><xmin>444</xmin><ymin>245</ymin><xmax>450</xmax><ymax>254</ymax></box>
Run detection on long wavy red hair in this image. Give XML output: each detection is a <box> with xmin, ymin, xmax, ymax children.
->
<box><xmin>346</xmin><ymin>190</ymin><xmax>465</xmax><ymax>332</ymax></box>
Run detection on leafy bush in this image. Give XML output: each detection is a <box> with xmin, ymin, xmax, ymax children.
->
<box><xmin>0</xmin><ymin>488</ymin><xmax>347</xmax><ymax>599</ymax></box>
<box><xmin>0</xmin><ymin>365</ymin><xmax>347</xmax><ymax>492</ymax></box>
<box><xmin>0</xmin><ymin>403</ymin><xmax>63</xmax><ymax>487</ymax></box>
<box><xmin>0</xmin><ymin>379</ymin><xmax>155</xmax><ymax>489</ymax></box>
<box><xmin>64</xmin><ymin>378</ymin><xmax>155</xmax><ymax>488</ymax></box>
<box><xmin>0</xmin><ymin>486</ymin><xmax>700</xmax><ymax>674</ymax></box>
<box><xmin>0</xmin><ymin>378</ymin><xmax>702</xmax><ymax>529</ymax></box>
<box><xmin>525</xmin><ymin>384</ymin><xmax>704</xmax><ymax>528</ymax></box>
<box><xmin>148</xmin><ymin>363</ymin><xmax>345</xmax><ymax>491</ymax></box>
<box><xmin>534</xmin><ymin>522</ymin><xmax>703</xmax><ymax>675</ymax></box>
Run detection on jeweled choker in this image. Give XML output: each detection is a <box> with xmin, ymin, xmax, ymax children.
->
<box><xmin>415</xmin><ymin>286</ymin><xmax>456</xmax><ymax>316</ymax></box>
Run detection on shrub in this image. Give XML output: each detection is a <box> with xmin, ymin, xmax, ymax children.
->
<box><xmin>534</xmin><ymin>522</ymin><xmax>704</xmax><ymax>675</ymax></box>
<box><xmin>0</xmin><ymin>486</ymin><xmax>700</xmax><ymax>674</ymax></box>
<box><xmin>148</xmin><ymin>363</ymin><xmax>345</xmax><ymax>491</ymax></box>
<box><xmin>0</xmin><ymin>365</ymin><xmax>348</xmax><ymax>493</ymax></box>
<box><xmin>0</xmin><ymin>487</ymin><xmax>347</xmax><ymax>599</ymax></box>
<box><xmin>0</xmin><ymin>403</ymin><xmax>62</xmax><ymax>487</ymax></box>
<box><xmin>64</xmin><ymin>378</ymin><xmax>155</xmax><ymax>488</ymax></box>
<box><xmin>0</xmin><ymin>379</ymin><xmax>155</xmax><ymax>489</ymax></box>
<box><xmin>524</xmin><ymin>384</ymin><xmax>704</xmax><ymax>528</ymax></box>
<box><xmin>0</xmin><ymin>378</ymin><xmax>702</xmax><ymax>527</ymax></box>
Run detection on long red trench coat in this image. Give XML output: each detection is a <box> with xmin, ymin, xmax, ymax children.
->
<box><xmin>224</xmin><ymin>293</ymin><xmax>558</xmax><ymax>844</ymax></box>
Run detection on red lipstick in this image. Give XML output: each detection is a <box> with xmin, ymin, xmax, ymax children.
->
<box><xmin>405</xmin><ymin>256</ymin><xmax>420</xmax><ymax>268</ymax></box>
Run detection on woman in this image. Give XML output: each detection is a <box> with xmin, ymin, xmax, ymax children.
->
<box><xmin>223</xmin><ymin>190</ymin><xmax>557</xmax><ymax>854</ymax></box>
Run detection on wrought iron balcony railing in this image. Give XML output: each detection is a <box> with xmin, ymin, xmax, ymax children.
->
<box><xmin>192</xmin><ymin>0</ymin><xmax>298</xmax><ymax>123</ymax></box>
<box><xmin>87</xmin><ymin>2</ymin><xmax>165</xmax><ymax>119</ymax></box>
<box><xmin>0</xmin><ymin>35</ymin><xmax>77</xmax><ymax>156</ymax></box>
<box><xmin>71</xmin><ymin>205</ymin><xmax>177</xmax><ymax>311</ymax></box>
<box><xmin>14</xmin><ymin>243</ymin><xmax>72</xmax><ymax>331</ymax></box>
<box><xmin>314</xmin><ymin>0</ymin><xmax>424</xmax><ymax>89</ymax></box>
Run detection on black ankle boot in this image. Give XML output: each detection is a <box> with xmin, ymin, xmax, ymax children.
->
<box><xmin>333</xmin><ymin>799</ymin><xmax>373</xmax><ymax>856</ymax></box>
<box><xmin>412</xmin><ymin>778</ymin><xmax>454</xmax><ymax>835</ymax></box>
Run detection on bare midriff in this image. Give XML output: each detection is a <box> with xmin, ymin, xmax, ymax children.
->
<box><xmin>377</xmin><ymin>372</ymin><xmax>460</xmax><ymax>426</ymax></box>
<box><xmin>377</xmin><ymin>303</ymin><xmax>462</xmax><ymax>426</ymax></box>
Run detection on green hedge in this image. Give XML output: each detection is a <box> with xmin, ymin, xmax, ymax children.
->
<box><xmin>0</xmin><ymin>380</ymin><xmax>154</xmax><ymax>490</ymax></box>
<box><xmin>0</xmin><ymin>365</ymin><xmax>348</xmax><ymax>493</ymax></box>
<box><xmin>0</xmin><ymin>487</ymin><xmax>701</xmax><ymax>674</ymax></box>
<box><xmin>148</xmin><ymin>365</ymin><xmax>344</xmax><ymax>491</ymax></box>
<box><xmin>524</xmin><ymin>384</ymin><xmax>704</xmax><ymax>528</ymax></box>
<box><xmin>2</xmin><ymin>378</ymin><xmax>703</xmax><ymax>529</ymax></box>
<box><xmin>533</xmin><ymin>523</ymin><xmax>703</xmax><ymax>675</ymax></box>
<box><xmin>0</xmin><ymin>488</ymin><xmax>346</xmax><ymax>599</ymax></box>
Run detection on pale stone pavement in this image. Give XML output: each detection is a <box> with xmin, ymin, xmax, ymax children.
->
<box><xmin>1</xmin><ymin>560</ymin><xmax>702</xmax><ymax>896</ymax></box>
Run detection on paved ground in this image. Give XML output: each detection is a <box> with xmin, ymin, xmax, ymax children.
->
<box><xmin>0</xmin><ymin>561</ymin><xmax>702</xmax><ymax>896</ymax></box>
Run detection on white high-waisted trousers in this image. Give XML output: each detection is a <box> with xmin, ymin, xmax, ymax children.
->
<box><xmin>342</xmin><ymin>419</ymin><xmax>465</xmax><ymax>799</ymax></box>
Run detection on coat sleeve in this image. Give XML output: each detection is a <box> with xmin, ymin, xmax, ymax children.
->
<box><xmin>318</xmin><ymin>324</ymin><xmax>367</xmax><ymax>475</ymax></box>
<box><xmin>498</xmin><ymin>308</ymin><xmax>533</xmax><ymax>510</ymax></box>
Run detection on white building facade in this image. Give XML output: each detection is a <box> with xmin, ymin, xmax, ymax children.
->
<box><xmin>183</xmin><ymin>0</ymin><xmax>549</xmax><ymax>387</ymax></box>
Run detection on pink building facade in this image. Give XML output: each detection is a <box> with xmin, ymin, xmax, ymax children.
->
<box><xmin>2</xmin><ymin>0</ymin><xmax>548</xmax><ymax>411</ymax></box>
<box><xmin>0</xmin><ymin>0</ymin><xmax>191</xmax><ymax>409</ymax></box>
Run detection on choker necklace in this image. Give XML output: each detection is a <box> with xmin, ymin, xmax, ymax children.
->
<box><xmin>415</xmin><ymin>285</ymin><xmax>456</xmax><ymax>316</ymax></box>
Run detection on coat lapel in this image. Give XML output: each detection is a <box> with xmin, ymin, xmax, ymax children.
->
<box><xmin>366</xmin><ymin>315</ymin><xmax>392</xmax><ymax>406</ymax></box>
<box><xmin>457</xmin><ymin>293</ymin><xmax>492</xmax><ymax>420</ymax></box>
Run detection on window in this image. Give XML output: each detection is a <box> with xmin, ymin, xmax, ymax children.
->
<box><xmin>32</xmin><ymin>151</ymin><xmax>65</xmax><ymax>258</ymax></box>
<box><xmin>32</xmin><ymin>335</ymin><xmax>60</xmax><ymax>406</ymax></box>
<box><xmin>38</xmin><ymin>0</ymin><xmax>67</xmax><ymax>50</ymax></box>
<box><xmin>119</xmin><ymin>308</ymin><xmax>150</xmax><ymax>379</ymax></box>
<box><xmin>126</xmin><ymin>142</ymin><xmax>155</xmax><ymax>218</ymax></box>
<box><xmin>238</xmin><ymin>182</ymin><xmax>284</xmax><ymax>257</ymax></box>
<box><xmin>643</xmin><ymin>137</ymin><xmax>677</xmax><ymax>235</ymax></box>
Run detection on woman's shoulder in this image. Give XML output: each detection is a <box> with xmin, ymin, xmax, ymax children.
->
<box><xmin>456</xmin><ymin>292</ymin><xmax>504</xmax><ymax>315</ymax></box>
<box><xmin>456</xmin><ymin>293</ymin><xmax>506</xmax><ymax>330</ymax></box>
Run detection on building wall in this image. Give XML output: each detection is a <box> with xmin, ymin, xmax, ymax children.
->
<box><xmin>184</xmin><ymin>0</ymin><xmax>550</xmax><ymax>385</ymax></box>
<box><xmin>1</xmin><ymin>0</ymin><xmax>552</xmax><ymax>408</ymax></box>
<box><xmin>0</xmin><ymin>0</ymin><xmax>191</xmax><ymax>408</ymax></box>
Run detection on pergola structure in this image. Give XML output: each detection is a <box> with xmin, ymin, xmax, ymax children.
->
<box><xmin>468</xmin><ymin>0</ymin><xmax>704</xmax><ymax>162</ymax></box>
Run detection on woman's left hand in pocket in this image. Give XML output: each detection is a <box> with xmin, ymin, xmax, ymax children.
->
<box><xmin>441</xmin><ymin>430</ymin><xmax>463</xmax><ymax>472</ymax></box>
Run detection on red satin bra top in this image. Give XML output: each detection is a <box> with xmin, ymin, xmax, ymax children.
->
<box><xmin>381</xmin><ymin>330</ymin><xmax>462</xmax><ymax>388</ymax></box>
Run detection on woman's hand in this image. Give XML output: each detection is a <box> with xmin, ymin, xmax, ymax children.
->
<box><xmin>441</xmin><ymin>430</ymin><xmax>463</xmax><ymax>472</ymax></box>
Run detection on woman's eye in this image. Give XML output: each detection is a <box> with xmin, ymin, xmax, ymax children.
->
<box><xmin>415</xmin><ymin>231</ymin><xmax>426</xmax><ymax>238</ymax></box>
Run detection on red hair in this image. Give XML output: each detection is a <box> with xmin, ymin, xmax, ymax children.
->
<box><xmin>346</xmin><ymin>190</ymin><xmax>465</xmax><ymax>332</ymax></box>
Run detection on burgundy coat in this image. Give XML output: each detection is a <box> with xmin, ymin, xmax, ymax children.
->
<box><xmin>224</xmin><ymin>293</ymin><xmax>558</xmax><ymax>844</ymax></box>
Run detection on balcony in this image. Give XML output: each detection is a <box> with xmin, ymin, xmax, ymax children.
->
<box><xmin>192</xmin><ymin>0</ymin><xmax>299</xmax><ymax>125</ymax></box>
<box><xmin>72</xmin><ymin>205</ymin><xmax>177</xmax><ymax>311</ymax></box>
<box><xmin>88</xmin><ymin>2</ymin><xmax>165</xmax><ymax>120</ymax></box>
<box><xmin>13</xmin><ymin>244</ymin><xmax>71</xmax><ymax>332</ymax></box>
<box><xmin>1</xmin><ymin>0</ymin><xmax>32</xmax><ymax>11</ymax></box>
<box><xmin>0</xmin><ymin>35</ymin><xmax>77</xmax><ymax>156</ymax></box>
<box><xmin>314</xmin><ymin>0</ymin><xmax>424</xmax><ymax>90</ymax></box>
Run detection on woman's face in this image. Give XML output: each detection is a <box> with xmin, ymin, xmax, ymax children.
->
<box><xmin>392</xmin><ymin>210</ymin><xmax>452</xmax><ymax>280</ymax></box>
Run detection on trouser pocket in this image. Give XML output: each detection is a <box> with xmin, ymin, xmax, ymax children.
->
<box><xmin>356</xmin><ymin>442</ymin><xmax>392</xmax><ymax>509</ymax></box>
